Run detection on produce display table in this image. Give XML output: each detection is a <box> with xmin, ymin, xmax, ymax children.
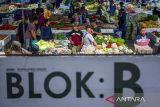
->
<box><xmin>52</xmin><ymin>29</ymin><xmax>114</xmax><ymax>34</ymax></box>
<box><xmin>0</xmin><ymin>30</ymin><xmax>17</xmax><ymax>36</ymax></box>
<box><xmin>0</xmin><ymin>8</ymin><xmax>32</xmax><ymax>23</ymax></box>
<box><xmin>134</xmin><ymin>44</ymin><xmax>153</xmax><ymax>54</ymax></box>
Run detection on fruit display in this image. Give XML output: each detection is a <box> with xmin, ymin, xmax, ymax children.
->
<box><xmin>35</xmin><ymin>39</ymin><xmax>72</xmax><ymax>54</ymax></box>
<box><xmin>0</xmin><ymin>3</ymin><xmax>28</xmax><ymax>13</ymax></box>
<box><xmin>93</xmin><ymin>35</ymin><xmax>133</xmax><ymax>54</ymax></box>
<box><xmin>26</xmin><ymin>4</ymin><xmax>38</xmax><ymax>9</ymax></box>
<box><xmin>95</xmin><ymin>44</ymin><xmax>133</xmax><ymax>54</ymax></box>
<box><xmin>132</xmin><ymin>13</ymin><xmax>148</xmax><ymax>22</ymax></box>
<box><xmin>94</xmin><ymin>35</ymin><xmax>125</xmax><ymax>46</ymax></box>
<box><xmin>35</xmin><ymin>40</ymin><xmax>55</xmax><ymax>51</ymax></box>
<box><xmin>84</xmin><ymin>2</ymin><xmax>98</xmax><ymax>11</ymax></box>
<box><xmin>139</xmin><ymin>20</ymin><xmax>160</xmax><ymax>28</ymax></box>
<box><xmin>0</xmin><ymin>24</ymin><xmax>17</xmax><ymax>30</ymax></box>
<box><xmin>43</xmin><ymin>47</ymin><xmax>71</xmax><ymax>55</ymax></box>
<box><xmin>138</xmin><ymin>14</ymin><xmax>160</xmax><ymax>28</ymax></box>
<box><xmin>0</xmin><ymin>4</ymin><xmax>12</xmax><ymax>13</ymax></box>
<box><xmin>49</xmin><ymin>15</ymin><xmax>72</xmax><ymax>29</ymax></box>
<box><xmin>9</xmin><ymin>3</ymin><xmax>28</xmax><ymax>8</ymax></box>
<box><xmin>94</xmin><ymin>35</ymin><xmax>106</xmax><ymax>45</ymax></box>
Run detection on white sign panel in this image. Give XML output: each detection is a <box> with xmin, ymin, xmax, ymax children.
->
<box><xmin>0</xmin><ymin>56</ymin><xmax>160</xmax><ymax>107</ymax></box>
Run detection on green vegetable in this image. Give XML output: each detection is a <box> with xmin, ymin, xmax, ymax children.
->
<box><xmin>145</xmin><ymin>15</ymin><xmax>159</xmax><ymax>21</ymax></box>
<box><xmin>94</xmin><ymin>36</ymin><xmax>105</xmax><ymax>45</ymax></box>
<box><xmin>157</xmin><ymin>32</ymin><xmax>160</xmax><ymax>37</ymax></box>
<box><xmin>54</xmin><ymin>33</ymin><xmax>66</xmax><ymax>40</ymax></box>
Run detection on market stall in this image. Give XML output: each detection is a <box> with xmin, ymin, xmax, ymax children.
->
<box><xmin>0</xmin><ymin>0</ymin><xmax>159</xmax><ymax>55</ymax></box>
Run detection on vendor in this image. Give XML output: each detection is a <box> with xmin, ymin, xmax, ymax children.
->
<box><xmin>17</xmin><ymin>15</ymin><xmax>28</xmax><ymax>47</ymax></box>
<box><xmin>153</xmin><ymin>7</ymin><xmax>160</xmax><ymax>18</ymax></box>
<box><xmin>83</xmin><ymin>26</ymin><xmax>97</xmax><ymax>48</ymax></box>
<box><xmin>72</xmin><ymin>10</ymin><xmax>80</xmax><ymax>25</ymax></box>
<box><xmin>24</xmin><ymin>16</ymin><xmax>38</xmax><ymax>50</ymax></box>
<box><xmin>36</xmin><ymin>4</ymin><xmax>44</xmax><ymax>16</ymax></box>
<box><xmin>40</xmin><ymin>19</ymin><xmax>53</xmax><ymax>41</ymax></box>
<box><xmin>90</xmin><ymin>21</ymin><xmax>102</xmax><ymax>36</ymax></box>
<box><xmin>135</xmin><ymin>28</ymin><xmax>150</xmax><ymax>41</ymax></box>
<box><xmin>68</xmin><ymin>25</ymin><xmax>84</xmax><ymax>54</ymax></box>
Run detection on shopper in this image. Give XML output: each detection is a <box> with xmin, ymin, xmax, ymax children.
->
<box><xmin>135</xmin><ymin>28</ymin><xmax>150</xmax><ymax>41</ymax></box>
<box><xmin>72</xmin><ymin>10</ymin><xmax>80</xmax><ymax>25</ymax></box>
<box><xmin>90</xmin><ymin>21</ymin><xmax>102</xmax><ymax>36</ymax></box>
<box><xmin>29</xmin><ymin>9</ymin><xmax>37</xmax><ymax>22</ymax></box>
<box><xmin>17</xmin><ymin>16</ymin><xmax>28</xmax><ymax>47</ymax></box>
<box><xmin>110</xmin><ymin>0</ymin><xmax>116</xmax><ymax>16</ymax></box>
<box><xmin>37</xmin><ymin>9</ymin><xmax>46</xmax><ymax>27</ymax></box>
<box><xmin>49</xmin><ymin>0</ymin><xmax>56</xmax><ymax>13</ymax></box>
<box><xmin>119</xmin><ymin>1</ymin><xmax>125</xmax><ymax>10</ymax></box>
<box><xmin>73</xmin><ymin>0</ymin><xmax>81</xmax><ymax>10</ymax></box>
<box><xmin>40</xmin><ymin>19</ymin><xmax>53</xmax><ymax>41</ymax></box>
<box><xmin>82</xmin><ymin>26</ymin><xmax>97</xmax><ymax>48</ymax></box>
<box><xmin>24</xmin><ymin>16</ymin><xmax>38</xmax><ymax>50</ymax></box>
<box><xmin>56</xmin><ymin>0</ymin><xmax>62</xmax><ymax>9</ymax></box>
<box><xmin>96</xmin><ymin>3</ymin><xmax>102</xmax><ymax>16</ymax></box>
<box><xmin>68</xmin><ymin>25</ymin><xmax>83</xmax><ymax>54</ymax></box>
<box><xmin>118</xmin><ymin>8</ymin><xmax>127</xmax><ymax>39</ymax></box>
<box><xmin>79</xmin><ymin>6</ymin><xmax>88</xmax><ymax>24</ymax></box>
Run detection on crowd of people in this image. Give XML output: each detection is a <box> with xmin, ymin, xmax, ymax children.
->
<box><xmin>16</xmin><ymin>4</ymin><xmax>53</xmax><ymax>54</ymax></box>
<box><xmin>11</xmin><ymin>0</ymin><xmax>160</xmax><ymax>54</ymax></box>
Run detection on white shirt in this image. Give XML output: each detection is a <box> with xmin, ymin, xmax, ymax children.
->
<box><xmin>83</xmin><ymin>32</ymin><xmax>94</xmax><ymax>47</ymax></box>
